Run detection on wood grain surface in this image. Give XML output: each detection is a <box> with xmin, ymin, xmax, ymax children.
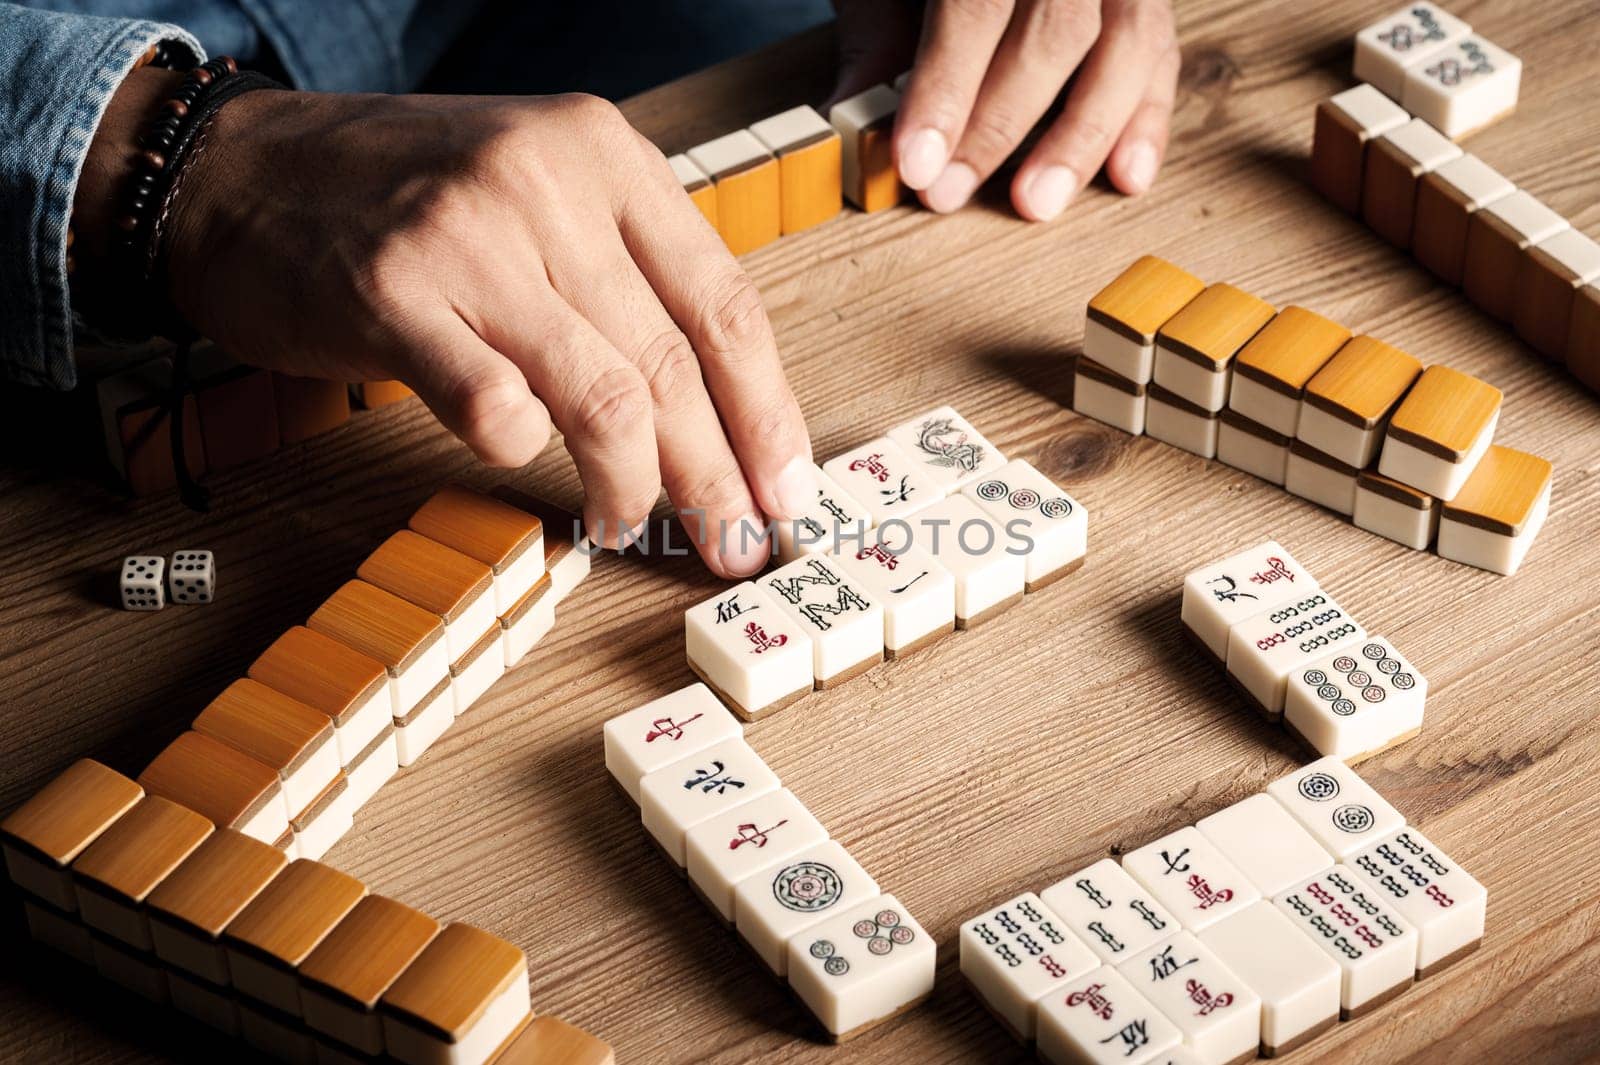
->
<box><xmin>3</xmin><ymin>3</ymin><xmax>1599</xmax><ymax>1062</ymax></box>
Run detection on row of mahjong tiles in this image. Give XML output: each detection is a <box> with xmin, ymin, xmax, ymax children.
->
<box><xmin>1075</xmin><ymin>254</ymin><xmax>1553</xmax><ymax>575</ymax></box>
<box><xmin>682</xmin><ymin>406</ymin><xmax>1088</xmax><ymax>721</ymax></box>
<box><xmin>960</xmin><ymin>756</ymin><xmax>1485</xmax><ymax>1065</ymax></box>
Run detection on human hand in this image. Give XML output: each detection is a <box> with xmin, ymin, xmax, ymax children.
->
<box><xmin>834</xmin><ymin>0</ymin><xmax>1180</xmax><ymax>220</ymax></box>
<box><xmin>155</xmin><ymin>89</ymin><xmax>814</xmax><ymax>574</ymax></box>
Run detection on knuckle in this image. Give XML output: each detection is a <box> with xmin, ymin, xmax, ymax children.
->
<box><xmin>699</xmin><ymin>276</ymin><xmax>772</xmax><ymax>360</ymax></box>
<box><xmin>966</xmin><ymin>103</ymin><xmax>1029</xmax><ymax>159</ymax></box>
<box><xmin>635</xmin><ymin>327</ymin><xmax>703</xmax><ymax>404</ymax></box>
<box><xmin>742</xmin><ymin>398</ymin><xmax>797</xmax><ymax>452</ymax></box>
<box><xmin>1027</xmin><ymin>0</ymin><xmax>1102</xmax><ymax>59</ymax></box>
<box><xmin>452</xmin><ymin>375</ymin><xmax>543</xmax><ymax>463</ymax></box>
<box><xmin>679</xmin><ymin>461</ymin><xmax>754</xmax><ymax>515</ymax></box>
<box><xmin>1119</xmin><ymin>0</ymin><xmax>1177</xmax><ymax>53</ymax></box>
<box><xmin>573</xmin><ymin>365</ymin><xmax>652</xmax><ymax>441</ymax></box>
<box><xmin>555</xmin><ymin>92</ymin><xmax>627</xmax><ymax>135</ymax></box>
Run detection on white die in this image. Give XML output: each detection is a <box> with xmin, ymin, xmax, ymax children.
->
<box><xmin>168</xmin><ymin>550</ymin><xmax>215</xmax><ymax>605</ymax></box>
<box><xmin>120</xmin><ymin>556</ymin><xmax>165</xmax><ymax>611</ymax></box>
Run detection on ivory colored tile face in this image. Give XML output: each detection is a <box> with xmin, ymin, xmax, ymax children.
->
<box><xmin>911</xmin><ymin>495</ymin><xmax>1026</xmax><ymax>627</ymax></box>
<box><xmin>1040</xmin><ymin>859</ymin><xmax>1179</xmax><ymax>965</ymax></box>
<box><xmin>1310</xmin><ymin>84</ymin><xmax>1410</xmax><ymax>215</ymax></box>
<box><xmin>1153</xmin><ymin>284</ymin><xmax>1276</xmax><ymax>413</ymax></box>
<box><xmin>1122</xmin><ymin>827</ymin><xmax>1261</xmax><ymax>932</ymax></box>
<box><xmin>138</xmin><ymin>731</ymin><xmax>289</xmax><ymax>845</ymax></box>
<box><xmin>1354</xmin><ymin>471</ymin><xmax>1440</xmax><ymax>549</ymax></box>
<box><xmin>308</xmin><ymin>580</ymin><xmax>449</xmax><ymax>719</ymax></box>
<box><xmin>70</xmin><ymin>796</ymin><xmax>213</xmax><ymax>951</ymax></box>
<box><xmin>193</xmin><ymin>678</ymin><xmax>340</xmax><ymax>817</ymax></box>
<box><xmin>688</xmin><ymin>130</ymin><xmax>779</xmax><ymax>256</ymax></box>
<box><xmin>249</xmin><ymin>626</ymin><xmax>394</xmax><ymax>767</ymax></box>
<box><xmin>1412</xmin><ymin>154</ymin><xmax>1516</xmax><ymax>285</ymax></box>
<box><xmin>480</xmin><ymin>489</ymin><xmax>590</xmax><ymax>603</ymax></box>
<box><xmin>761</xmin><ymin>554</ymin><xmax>884</xmax><ymax>687</ymax></box>
<box><xmin>1284</xmin><ymin>636</ymin><xmax>1427</xmax><ymax>761</ymax></box>
<box><xmin>1284</xmin><ymin>441</ymin><xmax>1362</xmax><ymax>517</ymax></box>
<box><xmin>684</xmin><ymin>788</ymin><xmax>828</xmax><ymax>923</ymax></box>
<box><xmin>788</xmin><ymin>895</ymin><xmax>936</xmax><ymax>1041</ymax></box>
<box><xmin>290</xmin><ymin>776</ymin><xmax>356</xmax><ymax>862</ymax></box>
<box><xmin>1179</xmin><ymin>541</ymin><xmax>1321</xmax><ymax>664</ymax></box>
<box><xmin>1197</xmin><ymin>902</ymin><xmax>1340</xmax><ymax>1055</ymax></box>
<box><xmin>1274</xmin><ymin>866</ymin><xmax>1417</xmax><ymax>1016</ymax></box>
<box><xmin>1403</xmin><ymin>35</ymin><xmax>1521</xmax><ymax>138</ymax></box>
<box><xmin>1513</xmin><ymin>229</ymin><xmax>1600</xmax><ymax>361</ymax></box>
<box><xmin>358</xmin><ymin>530</ymin><xmax>497</xmax><ymax>664</ymax></box>
<box><xmin>733</xmin><ymin>839</ymin><xmax>880</xmax><ymax>976</ymax></box>
<box><xmin>775</xmin><ymin>465</ymin><xmax>870</xmax><ymax>560</ymax></box>
<box><xmin>1361</xmin><ymin>118</ymin><xmax>1462</xmax><ymax>249</ymax></box>
<box><xmin>1074</xmin><ymin>359</ymin><xmax>1147</xmax><ymax>434</ymax></box>
<box><xmin>1036</xmin><ymin>965</ymin><xmax>1183</xmax><ymax>1065</ymax></box>
<box><xmin>1228</xmin><ymin>307</ymin><xmax>1350</xmax><ymax>436</ymax></box>
<box><xmin>1216</xmin><ymin>411</ymin><xmax>1290</xmax><ymax>486</ymax></box>
<box><xmin>1115</xmin><ymin>931</ymin><xmax>1261</xmax><ymax>1065</ymax></box>
<box><xmin>604</xmin><ymin>684</ymin><xmax>743</xmax><ymax>804</ymax></box>
<box><xmin>0</xmin><ymin>758</ymin><xmax>142</xmax><ymax>912</ymax></box>
<box><xmin>299</xmin><ymin>895</ymin><xmax>441</xmax><ymax>1056</ymax></box>
<box><xmin>669</xmin><ymin>152</ymin><xmax>718</xmax><ymax>229</ymax></box>
<box><xmin>685</xmin><ymin>582</ymin><xmax>814</xmax><ymax>720</ymax></box>
<box><xmin>1266</xmin><ymin>757</ymin><xmax>1407</xmax><ymax>860</ymax></box>
<box><xmin>1352</xmin><ymin>2</ymin><xmax>1471</xmax><ymax>99</ymax></box>
<box><xmin>344</xmin><ymin>726</ymin><xmax>398</xmax><ymax>810</ymax></box>
<box><xmin>960</xmin><ymin>892</ymin><xmax>1099</xmax><ymax>1041</ymax></box>
<box><xmin>832</xmin><ymin>526</ymin><xmax>956</xmax><ymax>658</ymax></box>
<box><xmin>379</xmin><ymin>923</ymin><xmax>529</xmax><ymax>1065</ymax></box>
<box><xmin>500</xmin><ymin>575</ymin><xmax>554</xmax><ymax>668</ymax></box>
<box><xmin>823</xmin><ymin>438</ymin><xmax>944</xmax><ymax>526</ymax></box>
<box><xmin>1084</xmin><ymin>256</ymin><xmax>1207</xmax><ymax>384</ymax></box>
<box><xmin>886</xmin><ymin>406</ymin><xmax>1007</xmax><ymax>493</ymax></box>
<box><xmin>1349</xmin><ymin>828</ymin><xmax>1487</xmax><ymax>975</ymax></box>
<box><xmin>1299</xmin><ymin>336</ymin><xmax>1423</xmax><ymax>469</ymax></box>
<box><xmin>829</xmin><ymin>84</ymin><xmax>902</xmax><ymax>213</ymax></box>
<box><xmin>1226</xmin><ymin>591</ymin><xmax>1365</xmax><ymax>718</ymax></box>
<box><xmin>408</xmin><ymin>486</ymin><xmax>545</xmax><ymax>619</ymax></box>
<box><xmin>449</xmin><ymin>624</ymin><xmax>504</xmax><ymax>715</ymax></box>
<box><xmin>1379</xmin><ymin>365</ymin><xmax>1502</xmax><ymax>500</ymax></box>
<box><xmin>395</xmin><ymin>677</ymin><xmax>454</xmax><ymax>768</ymax></box>
<box><xmin>639</xmin><ymin>737</ymin><xmax>780</xmax><ymax>867</ymax></box>
<box><xmin>1145</xmin><ymin>385</ymin><xmax>1219</xmax><ymax>459</ymax></box>
<box><xmin>1437</xmin><ymin>444</ymin><xmax>1553</xmax><ymax>575</ymax></box>
<box><xmin>147</xmin><ymin>829</ymin><xmax>290</xmax><ymax>985</ymax></box>
<box><xmin>1462</xmin><ymin>190</ymin><xmax>1570</xmax><ymax>323</ymax></box>
<box><xmin>1196</xmin><ymin>793</ymin><xmax>1334</xmax><ymax>898</ymax></box>
<box><xmin>223</xmin><ymin>858</ymin><xmax>367</xmax><ymax>1016</ymax></box>
<box><xmin>748</xmin><ymin>105</ymin><xmax>842</xmax><ymax>235</ymax></box>
<box><xmin>962</xmin><ymin>458</ymin><xmax>1088</xmax><ymax>591</ymax></box>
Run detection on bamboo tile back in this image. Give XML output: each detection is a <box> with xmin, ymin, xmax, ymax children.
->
<box><xmin>223</xmin><ymin>858</ymin><xmax>366</xmax><ymax>967</ymax></box>
<box><xmin>70</xmin><ymin>796</ymin><xmax>213</xmax><ymax>902</ymax></box>
<box><xmin>409</xmin><ymin>485</ymin><xmax>543</xmax><ymax>574</ymax></box>
<box><xmin>299</xmin><ymin>894</ymin><xmax>441</xmax><ymax>1007</ymax></box>
<box><xmin>1088</xmin><ymin>255</ymin><xmax>1207</xmax><ymax>342</ymax></box>
<box><xmin>357</xmin><ymin>530</ymin><xmax>493</xmax><ymax>622</ymax></box>
<box><xmin>0</xmin><ymin>759</ymin><xmax>142</xmax><ymax>864</ymax></box>
<box><xmin>1387</xmin><ymin>365</ymin><xmax>1502</xmax><ymax>459</ymax></box>
<box><xmin>248</xmin><ymin>626</ymin><xmax>389</xmax><ymax>726</ymax></box>
<box><xmin>138</xmin><ymin>731</ymin><xmax>282</xmax><ymax>830</ymax></box>
<box><xmin>1234</xmin><ymin>306</ymin><xmax>1352</xmax><ymax>394</ymax></box>
<box><xmin>1304</xmin><ymin>336</ymin><xmax>1424</xmax><ymax>426</ymax></box>
<box><xmin>380</xmin><ymin>922</ymin><xmax>525</xmax><ymax>1041</ymax></box>
<box><xmin>494</xmin><ymin>1016</ymin><xmax>615</xmax><ymax>1065</ymax></box>
<box><xmin>146</xmin><ymin>829</ymin><xmax>288</xmax><ymax>937</ymax></box>
<box><xmin>1155</xmin><ymin>282</ymin><xmax>1276</xmax><ymax>367</ymax></box>
<box><xmin>194</xmin><ymin>678</ymin><xmax>334</xmax><ymax>778</ymax></box>
<box><xmin>307</xmin><ymin>580</ymin><xmax>443</xmax><ymax>673</ymax></box>
<box><xmin>1442</xmin><ymin>445</ymin><xmax>1554</xmax><ymax>535</ymax></box>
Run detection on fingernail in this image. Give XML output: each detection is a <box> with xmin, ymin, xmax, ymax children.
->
<box><xmin>900</xmin><ymin>128</ymin><xmax>949</xmax><ymax>190</ymax></box>
<box><xmin>1022</xmin><ymin>166</ymin><xmax>1077</xmax><ymax>221</ymax></box>
<box><xmin>720</xmin><ymin>515</ymin><xmax>771</xmax><ymax>577</ymax></box>
<box><xmin>771</xmin><ymin>457</ymin><xmax>816</xmax><ymax>520</ymax></box>
<box><xmin>924</xmin><ymin>162</ymin><xmax>980</xmax><ymax>213</ymax></box>
<box><xmin>1123</xmin><ymin>141</ymin><xmax>1158</xmax><ymax>194</ymax></box>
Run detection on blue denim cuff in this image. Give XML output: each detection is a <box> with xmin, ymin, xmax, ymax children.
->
<box><xmin>0</xmin><ymin>9</ymin><xmax>204</xmax><ymax>390</ymax></box>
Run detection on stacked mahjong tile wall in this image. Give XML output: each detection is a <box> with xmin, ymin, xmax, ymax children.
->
<box><xmin>1075</xmin><ymin>255</ymin><xmax>1554</xmax><ymax>576</ymax></box>
<box><xmin>959</xmin><ymin>757</ymin><xmax>1486</xmax><ymax>1065</ymax></box>
<box><xmin>605</xmin><ymin>683</ymin><xmax>935</xmax><ymax>1042</ymax></box>
<box><xmin>1181</xmin><ymin>541</ymin><xmax>1426</xmax><ymax>761</ymax></box>
<box><xmin>683</xmin><ymin>406</ymin><xmax>1089</xmax><ymax>722</ymax></box>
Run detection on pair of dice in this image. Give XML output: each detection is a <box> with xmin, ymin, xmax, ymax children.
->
<box><xmin>120</xmin><ymin>551</ymin><xmax>215</xmax><ymax>611</ymax></box>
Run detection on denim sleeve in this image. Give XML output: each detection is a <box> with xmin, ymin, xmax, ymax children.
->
<box><xmin>0</xmin><ymin>5</ymin><xmax>203</xmax><ymax>390</ymax></box>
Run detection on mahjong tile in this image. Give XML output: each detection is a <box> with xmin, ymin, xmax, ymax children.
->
<box><xmin>1283</xmin><ymin>636</ymin><xmax>1427</xmax><ymax>761</ymax></box>
<box><xmin>1310</xmin><ymin>84</ymin><xmax>1411</xmax><ymax>216</ymax></box>
<box><xmin>822</xmin><ymin>438</ymin><xmax>943</xmax><ymax>526</ymax></box>
<box><xmin>1266</xmin><ymin>757</ymin><xmax>1406</xmax><ymax>860</ymax></box>
<box><xmin>885</xmin><ymin>406</ymin><xmax>1007</xmax><ymax>493</ymax></box>
<box><xmin>684</xmin><ymin>788</ymin><xmax>828</xmax><ymax>924</ymax></box>
<box><xmin>1437</xmin><ymin>444</ymin><xmax>1553</xmax><ymax>576</ymax></box>
<box><xmin>1073</xmin><ymin>358</ymin><xmax>1147</xmax><ymax>435</ymax></box>
<box><xmin>774</xmin><ymin>465</ymin><xmax>871</xmax><ymax>561</ymax></box>
<box><xmin>1121</xmin><ymin>827</ymin><xmax>1260</xmax><ymax>932</ymax></box>
<box><xmin>1114</xmin><ymin>931</ymin><xmax>1261</xmax><ymax>1065</ymax></box>
<box><xmin>1225</xmin><ymin>591</ymin><xmax>1365</xmax><ymax>718</ymax></box>
<box><xmin>1352</xmin><ymin>2</ymin><xmax>1471</xmax><ymax>99</ymax></box>
<box><xmin>1273</xmin><ymin>865</ymin><xmax>1418</xmax><ymax>1017</ymax></box>
<box><xmin>684</xmin><ymin>582</ymin><xmax>814</xmax><ymax>720</ymax></box>
<box><xmin>1348</xmin><ymin>827</ymin><xmax>1486</xmax><ymax>977</ymax></box>
<box><xmin>1035</xmin><ymin>965</ymin><xmax>1183</xmax><ymax>1065</ymax></box>
<box><xmin>1178</xmin><ymin>541</ymin><xmax>1320</xmax><ymax>665</ymax></box>
<box><xmin>831</xmin><ymin>527</ymin><xmax>955</xmax><ymax>659</ymax></box>
<box><xmin>1040</xmin><ymin>859</ymin><xmax>1179</xmax><ymax>965</ymax></box>
<box><xmin>733</xmin><ymin>839</ymin><xmax>880</xmax><ymax>976</ymax></box>
<box><xmin>961</xmin><ymin>459</ymin><xmax>1088</xmax><ymax>591</ymax></box>
<box><xmin>787</xmin><ymin>894</ymin><xmax>936</xmax><ymax>1041</ymax></box>
<box><xmin>760</xmin><ymin>555</ymin><xmax>884</xmax><ymax>688</ymax></box>
<box><xmin>1197</xmin><ymin>902</ymin><xmax>1339</xmax><ymax>1056</ymax></box>
<box><xmin>1402</xmin><ymin>35</ymin><xmax>1521</xmax><ymax>139</ymax></box>
<box><xmin>638</xmin><ymin>737</ymin><xmax>780</xmax><ymax>868</ymax></box>
<box><xmin>1084</xmin><ymin>256</ymin><xmax>1207</xmax><ymax>385</ymax></box>
<box><xmin>1298</xmin><ymin>336</ymin><xmax>1423</xmax><ymax>470</ymax></box>
<box><xmin>1195</xmin><ymin>794</ymin><xmax>1334</xmax><ymax>898</ymax></box>
<box><xmin>960</xmin><ymin>892</ymin><xmax>1099</xmax><ymax>1041</ymax></box>
<box><xmin>910</xmin><ymin>495</ymin><xmax>1026</xmax><ymax>627</ymax></box>
<box><xmin>604</xmin><ymin>684</ymin><xmax>743</xmax><ymax>804</ymax></box>
<box><xmin>1378</xmin><ymin>364</ymin><xmax>1501</xmax><ymax>502</ymax></box>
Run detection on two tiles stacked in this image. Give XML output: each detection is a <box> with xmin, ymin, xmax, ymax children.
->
<box><xmin>960</xmin><ymin>756</ymin><xmax>1486</xmax><ymax>1064</ymax></box>
<box><xmin>131</xmin><ymin>485</ymin><xmax>587</xmax><ymax>870</ymax></box>
<box><xmin>1311</xmin><ymin>83</ymin><xmax>1600</xmax><ymax>393</ymax></box>
<box><xmin>1078</xmin><ymin>255</ymin><xmax>1553</xmax><ymax>575</ymax></box>
<box><xmin>605</xmin><ymin>684</ymin><xmax>934</xmax><ymax>1041</ymax></box>
<box><xmin>1182</xmin><ymin>541</ymin><xmax>1425</xmax><ymax>761</ymax></box>
<box><xmin>685</xmin><ymin>406</ymin><xmax>1089</xmax><ymax>720</ymax></box>
<box><xmin>1349</xmin><ymin>2</ymin><xmax>1520</xmax><ymax>139</ymax></box>
<box><xmin>0</xmin><ymin>759</ymin><xmax>613</xmax><ymax>1065</ymax></box>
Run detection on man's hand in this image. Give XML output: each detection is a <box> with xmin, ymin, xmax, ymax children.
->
<box><xmin>154</xmin><ymin>89</ymin><xmax>814</xmax><ymax>575</ymax></box>
<box><xmin>835</xmin><ymin>0</ymin><xmax>1180</xmax><ymax>220</ymax></box>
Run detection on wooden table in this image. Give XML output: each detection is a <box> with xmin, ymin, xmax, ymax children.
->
<box><xmin>4</xmin><ymin>3</ymin><xmax>1599</xmax><ymax>1062</ymax></box>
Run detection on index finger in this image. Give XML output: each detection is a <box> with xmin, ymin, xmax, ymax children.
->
<box><xmin>894</xmin><ymin>0</ymin><xmax>1016</xmax><ymax>190</ymax></box>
